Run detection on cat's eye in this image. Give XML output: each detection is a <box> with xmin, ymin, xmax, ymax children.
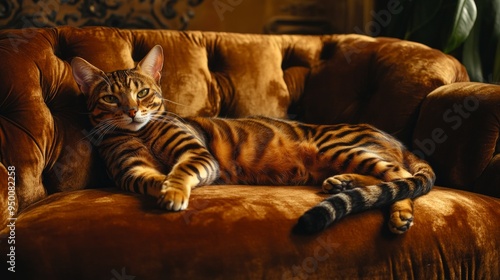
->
<box><xmin>101</xmin><ymin>95</ymin><xmax>119</xmax><ymax>104</ymax></box>
<box><xmin>137</xmin><ymin>89</ymin><xmax>149</xmax><ymax>98</ymax></box>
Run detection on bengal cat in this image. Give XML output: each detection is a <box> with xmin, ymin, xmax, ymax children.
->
<box><xmin>71</xmin><ymin>45</ymin><xmax>435</xmax><ymax>234</ymax></box>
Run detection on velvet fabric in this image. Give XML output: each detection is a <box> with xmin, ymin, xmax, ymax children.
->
<box><xmin>3</xmin><ymin>186</ymin><xmax>500</xmax><ymax>279</ymax></box>
<box><xmin>0</xmin><ymin>26</ymin><xmax>499</xmax><ymax>279</ymax></box>
<box><xmin>414</xmin><ymin>82</ymin><xmax>500</xmax><ymax>196</ymax></box>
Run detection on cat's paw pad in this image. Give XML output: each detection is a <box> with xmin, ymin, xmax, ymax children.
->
<box><xmin>157</xmin><ymin>186</ymin><xmax>189</xmax><ymax>211</ymax></box>
<box><xmin>389</xmin><ymin>209</ymin><xmax>414</xmax><ymax>234</ymax></box>
<box><xmin>322</xmin><ymin>175</ymin><xmax>354</xmax><ymax>194</ymax></box>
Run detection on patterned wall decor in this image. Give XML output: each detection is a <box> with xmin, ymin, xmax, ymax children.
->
<box><xmin>0</xmin><ymin>0</ymin><xmax>204</xmax><ymax>29</ymax></box>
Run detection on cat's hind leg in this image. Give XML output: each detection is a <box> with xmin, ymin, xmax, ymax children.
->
<box><xmin>321</xmin><ymin>172</ymin><xmax>415</xmax><ymax>234</ymax></box>
<box><xmin>383</xmin><ymin>167</ymin><xmax>415</xmax><ymax>234</ymax></box>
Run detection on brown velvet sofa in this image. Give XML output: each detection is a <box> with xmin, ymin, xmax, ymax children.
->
<box><xmin>0</xmin><ymin>26</ymin><xmax>499</xmax><ymax>279</ymax></box>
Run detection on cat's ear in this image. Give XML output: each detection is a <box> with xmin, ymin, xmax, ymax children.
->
<box><xmin>71</xmin><ymin>57</ymin><xmax>107</xmax><ymax>96</ymax></box>
<box><xmin>137</xmin><ymin>45</ymin><xmax>164</xmax><ymax>84</ymax></box>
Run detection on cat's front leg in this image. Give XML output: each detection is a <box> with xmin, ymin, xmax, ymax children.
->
<box><xmin>158</xmin><ymin>151</ymin><xmax>220</xmax><ymax>211</ymax></box>
<box><xmin>158</xmin><ymin>170</ymin><xmax>200</xmax><ymax>211</ymax></box>
<box><xmin>158</xmin><ymin>180</ymin><xmax>190</xmax><ymax>211</ymax></box>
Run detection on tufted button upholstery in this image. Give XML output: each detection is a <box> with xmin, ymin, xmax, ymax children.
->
<box><xmin>0</xmin><ymin>26</ymin><xmax>496</xmax><ymax>215</ymax></box>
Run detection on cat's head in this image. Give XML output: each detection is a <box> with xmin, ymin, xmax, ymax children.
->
<box><xmin>71</xmin><ymin>45</ymin><xmax>165</xmax><ymax>132</ymax></box>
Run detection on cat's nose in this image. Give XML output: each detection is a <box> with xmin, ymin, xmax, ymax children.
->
<box><xmin>128</xmin><ymin>109</ymin><xmax>137</xmax><ymax>118</ymax></box>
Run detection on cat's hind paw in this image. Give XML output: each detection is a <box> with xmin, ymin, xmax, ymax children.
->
<box><xmin>158</xmin><ymin>185</ymin><xmax>189</xmax><ymax>211</ymax></box>
<box><xmin>322</xmin><ymin>175</ymin><xmax>355</xmax><ymax>194</ymax></box>
<box><xmin>388</xmin><ymin>199</ymin><xmax>414</xmax><ymax>234</ymax></box>
<box><xmin>322</xmin><ymin>174</ymin><xmax>382</xmax><ymax>194</ymax></box>
<box><xmin>388</xmin><ymin>209</ymin><xmax>414</xmax><ymax>234</ymax></box>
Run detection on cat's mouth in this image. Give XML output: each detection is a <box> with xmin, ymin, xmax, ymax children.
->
<box><xmin>101</xmin><ymin>111</ymin><xmax>150</xmax><ymax>132</ymax></box>
<box><xmin>128</xmin><ymin>120</ymin><xmax>148</xmax><ymax>131</ymax></box>
<box><xmin>121</xmin><ymin>116</ymin><xmax>149</xmax><ymax>131</ymax></box>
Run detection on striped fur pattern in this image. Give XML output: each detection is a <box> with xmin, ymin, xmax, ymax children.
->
<box><xmin>72</xmin><ymin>45</ymin><xmax>435</xmax><ymax>234</ymax></box>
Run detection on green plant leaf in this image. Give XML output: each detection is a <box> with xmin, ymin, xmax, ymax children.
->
<box><xmin>462</xmin><ymin>22</ymin><xmax>484</xmax><ymax>82</ymax></box>
<box><xmin>461</xmin><ymin>0</ymin><xmax>500</xmax><ymax>82</ymax></box>
<box><xmin>444</xmin><ymin>0</ymin><xmax>477</xmax><ymax>53</ymax></box>
<box><xmin>493</xmin><ymin>43</ymin><xmax>500</xmax><ymax>82</ymax></box>
<box><xmin>484</xmin><ymin>0</ymin><xmax>500</xmax><ymax>82</ymax></box>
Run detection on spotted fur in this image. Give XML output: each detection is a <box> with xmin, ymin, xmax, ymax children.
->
<box><xmin>71</xmin><ymin>45</ymin><xmax>435</xmax><ymax>234</ymax></box>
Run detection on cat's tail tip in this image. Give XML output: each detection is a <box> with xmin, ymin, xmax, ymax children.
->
<box><xmin>292</xmin><ymin>207</ymin><xmax>331</xmax><ymax>235</ymax></box>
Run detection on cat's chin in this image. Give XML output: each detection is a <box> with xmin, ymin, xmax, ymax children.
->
<box><xmin>123</xmin><ymin>121</ymin><xmax>148</xmax><ymax>132</ymax></box>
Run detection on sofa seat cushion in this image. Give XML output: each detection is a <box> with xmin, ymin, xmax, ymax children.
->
<box><xmin>2</xmin><ymin>186</ymin><xmax>499</xmax><ymax>279</ymax></box>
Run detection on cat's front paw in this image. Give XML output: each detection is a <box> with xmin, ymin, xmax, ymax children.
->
<box><xmin>157</xmin><ymin>182</ymin><xmax>189</xmax><ymax>211</ymax></box>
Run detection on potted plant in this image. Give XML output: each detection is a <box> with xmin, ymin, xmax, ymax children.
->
<box><xmin>383</xmin><ymin>0</ymin><xmax>499</xmax><ymax>83</ymax></box>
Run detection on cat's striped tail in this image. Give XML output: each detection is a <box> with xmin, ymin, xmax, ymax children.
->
<box><xmin>294</xmin><ymin>154</ymin><xmax>435</xmax><ymax>234</ymax></box>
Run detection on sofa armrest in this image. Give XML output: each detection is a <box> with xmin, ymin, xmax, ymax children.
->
<box><xmin>413</xmin><ymin>82</ymin><xmax>500</xmax><ymax>197</ymax></box>
<box><xmin>0</xmin><ymin>163</ymin><xmax>10</xmax><ymax>224</ymax></box>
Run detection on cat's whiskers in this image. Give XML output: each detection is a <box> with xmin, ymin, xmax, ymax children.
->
<box><xmin>80</xmin><ymin>117</ymin><xmax>122</xmax><ymax>144</ymax></box>
<box><xmin>149</xmin><ymin>112</ymin><xmax>191</xmax><ymax>130</ymax></box>
<box><xmin>160</xmin><ymin>98</ymin><xmax>188</xmax><ymax>107</ymax></box>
